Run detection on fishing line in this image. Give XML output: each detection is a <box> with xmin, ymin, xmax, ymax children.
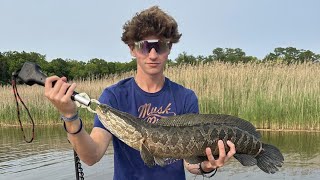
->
<box><xmin>11</xmin><ymin>70</ymin><xmax>35</xmax><ymax>143</ymax></box>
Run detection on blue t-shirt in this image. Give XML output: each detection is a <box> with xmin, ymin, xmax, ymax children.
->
<box><xmin>94</xmin><ymin>77</ymin><xmax>199</xmax><ymax>180</ymax></box>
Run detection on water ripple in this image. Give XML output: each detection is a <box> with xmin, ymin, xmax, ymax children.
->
<box><xmin>1</xmin><ymin>127</ymin><xmax>320</xmax><ymax>180</ymax></box>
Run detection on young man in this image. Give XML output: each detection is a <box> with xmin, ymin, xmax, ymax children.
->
<box><xmin>44</xmin><ymin>6</ymin><xmax>235</xmax><ymax>180</ymax></box>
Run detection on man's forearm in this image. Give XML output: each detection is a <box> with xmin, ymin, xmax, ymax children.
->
<box><xmin>65</xmin><ymin>120</ymin><xmax>111</xmax><ymax>166</ymax></box>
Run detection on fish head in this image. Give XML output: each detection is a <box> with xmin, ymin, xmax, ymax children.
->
<box><xmin>96</xmin><ymin>104</ymin><xmax>107</xmax><ymax>114</ymax></box>
<box><xmin>95</xmin><ymin>104</ymin><xmax>111</xmax><ymax>123</ymax></box>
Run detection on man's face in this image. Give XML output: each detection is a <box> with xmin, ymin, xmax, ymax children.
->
<box><xmin>130</xmin><ymin>36</ymin><xmax>171</xmax><ymax>76</ymax></box>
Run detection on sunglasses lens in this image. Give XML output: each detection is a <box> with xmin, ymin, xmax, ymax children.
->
<box><xmin>135</xmin><ymin>40</ymin><xmax>170</xmax><ymax>55</ymax></box>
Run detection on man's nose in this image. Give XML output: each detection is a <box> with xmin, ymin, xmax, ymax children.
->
<box><xmin>148</xmin><ymin>48</ymin><xmax>159</xmax><ymax>59</ymax></box>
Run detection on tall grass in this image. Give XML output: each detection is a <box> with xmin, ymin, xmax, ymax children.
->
<box><xmin>1</xmin><ymin>62</ymin><xmax>319</xmax><ymax>131</ymax></box>
<box><xmin>0</xmin><ymin>72</ymin><xmax>134</xmax><ymax>127</ymax></box>
<box><xmin>165</xmin><ymin>62</ymin><xmax>320</xmax><ymax>130</ymax></box>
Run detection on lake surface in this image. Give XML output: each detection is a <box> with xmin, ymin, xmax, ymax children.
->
<box><xmin>0</xmin><ymin>126</ymin><xmax>319</xmax><ymax>180</ymax></box>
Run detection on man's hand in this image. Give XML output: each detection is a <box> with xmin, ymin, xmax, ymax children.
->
<box><xmin>201</xmin><ymin>140</ymin><xmax>236</xmax><ymax>172</ymax></box>
<box><xmin>44</xmin><ymin>76</ymin><xmax>77</xmax><ymax>117</ymax></box>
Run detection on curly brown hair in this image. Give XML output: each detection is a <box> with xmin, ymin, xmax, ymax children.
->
<box><xmin>121</xmin><ymin>6</ymin><xmax>182</xmax><ymax>46</ymax></box>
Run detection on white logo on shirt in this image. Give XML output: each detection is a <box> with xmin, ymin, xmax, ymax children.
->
<box><xmin>138</xmin><ymin>103</ymin><xmax>176</xmax><ymax>123</ymax></box>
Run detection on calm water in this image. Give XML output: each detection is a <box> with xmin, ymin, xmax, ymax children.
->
<box><xmin>0</xmin><ymin>126</ymin><xmax>319</xmax><ymax>180</ymax></box>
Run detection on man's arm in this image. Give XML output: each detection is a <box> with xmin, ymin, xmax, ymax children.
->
<box><xmin>66</xmin><ymin>121</ymin><xmax>112</xmax><ymax>166</ymax></box>
<box><xmin>44</xmin><ymin>76</ymin><xmax>112</xmax><ymax>166</ymax></box>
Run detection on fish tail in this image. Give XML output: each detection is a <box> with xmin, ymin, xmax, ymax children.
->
<box><xmin>256</xmin><ymin>143</ymin><xmax>284</xmax><ymax>174</ymax></box>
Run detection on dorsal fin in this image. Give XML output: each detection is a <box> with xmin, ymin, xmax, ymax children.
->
<box><xmin>156</xmin><ymin>114</ymin><xmax>261</xmax><ymax>138</ymax></box>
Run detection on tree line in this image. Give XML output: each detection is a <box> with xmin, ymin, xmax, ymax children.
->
<box><xmin>1</xmin><ymin>47</ymin><xmax>319</xmax><ymax>85</ymax></box>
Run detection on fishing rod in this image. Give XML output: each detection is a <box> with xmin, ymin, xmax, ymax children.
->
<box><xmin>12</xmin><ymin>61</ymin><xmax>88</xmax><ymax>180</ymax></box>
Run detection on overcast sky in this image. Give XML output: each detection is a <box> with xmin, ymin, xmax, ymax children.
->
<box><xmin>1</xmin><ymin>0</ymin><xmax>319</xmax><ymax>62</ymax></box>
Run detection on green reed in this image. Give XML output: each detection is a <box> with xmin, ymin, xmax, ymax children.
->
<box><xmin>0</xmin><ymin>72</ymin><xmax>134</xmax><ymax>126</ymax></box>
<box><xmin>165</xmin><ymin>62</ymin><xmax>320</xmax><ymax>131</ymax></box>
<box><xmin>0</xmin><ymin>62</ymin><xmax>319</xmax><ymax>131</ymax></box>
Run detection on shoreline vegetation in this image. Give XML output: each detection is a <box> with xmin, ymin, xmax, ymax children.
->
<box><xmin>1</xmin><ymin>62</ymin><xmax>319</xmax><ymax>131</ymax></box>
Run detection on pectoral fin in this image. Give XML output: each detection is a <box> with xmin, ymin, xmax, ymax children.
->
<box><xmin>154</xmin><ymin>157</ymin><xmax>180</xmax><ymax>167</ymax></box>
<box><xmin>154</xmin><ymin>157</ymin><xmax>166</xmax><ymax>166</ymax></box>
<box><xmin>140</xmin><ymin>143</ymin><xmax>155</xmax><ymax>167</ymax></box>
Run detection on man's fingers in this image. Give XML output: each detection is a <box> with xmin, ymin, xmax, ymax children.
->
<box><xmin>211</xmin><ymin>140</ymin><xmax>226</xmax><ymax>167</ymax></box>
<box><xmin>58</xmin><ymin>83</ymin><xmax>72</xmax><ymax>100</ymax></box>
<box><xmin>51</xmin><ymin>79</ymin><xmax>67</xmax><ymax>99</ymax></box>
<box><xmin>202</xmin><ymin>140</ymin><xmax>236</xmax><ymax>170</ymax></box>
<box><xmin>205</xmin><ymin>147</ymin><xmax>215</xmax><ymax>162</ymax></box>
<box><xmin>203</xmin><ymin>147</ymin><xmax>217</xmax><ymax>170</ymax></box>
<box><xmin>205</xmin><ymin>140</ymin><xmax>226</xmax><ymax>168</ymax></box>
<box><xmin>218</xmin><ymin>140</ymin><xmax>226</xmax><ymax>159</ymax></box>
<box><xmin>226</xmin><ymin>140</ymin><xmax>236</xmax><ymax>159</ymax></box>
<box><xmin>60</xmin><ymin>77</ymin><xmax>67</xmax><ymax>82</ymax></box>
<box><xmin>45</xmin><ymin>76</ymin><xmax>73</xmax><ymax>102</ymax></box>
<box><xmin>65</xmin><ymin>83</ymin><xmax>77</xmax><ymax>98</ymax></box>
<box><xmin>44</xmin><ymin>76</ymin><xmax>59</xmax><ymax>95</ymax></box>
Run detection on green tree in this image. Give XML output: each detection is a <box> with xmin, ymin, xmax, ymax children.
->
<box><xmin>68</xmin><ymin>60</ymin><xmax>87</xmax><ymax>79</ymax></box>
<box><xmin>85</xmin><ymin>58</ymin><xmax>109</xmax><ymax>78</ymax></box>
<box><xmin>0</xmin><ymin>52</ymin><xmax>9</xmax><ymax>85</ymax></box>
<box><xmin>175</xmin><ymin>52</ymin><xmax>197</xmax><ymax>64</ymax></box>
<box><xmin>212</xmin><ymin>48</ymin><xmax>226</xmax><ymax>61</ymax></box>
<box><xmin>298</xmin><ymin>50</ymin><xmax>318</xmax><ymax>62</ymax></box>
<box><xmin>212</xmin><ymin>48</ymin><xmax>253</xmax><ymax>63</ymax></box>
<box><xmin>2</xmin><ymin>51</ymin><xmax>47</xmax><ymax>77</ymax></box>
<box><xmin>264</xmin><ymin>47</ymin><xmax>319</xmax><ymax>63</ymax></box>
<box><xmin>202</xmin><ymin>55</ymin><xmax>215</xmax><ymax>64</ymax></box>
<box><xmin>122</xmin><ymin>59</ymin><xmax>137</xmax><ymax>72</ymax></box>
<box><xmin>47</xmin><ymin>58</ymin><xmax>71</xmax><ymax>77</ymax></box>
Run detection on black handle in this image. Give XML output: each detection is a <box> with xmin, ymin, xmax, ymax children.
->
<box><xmin>17</xmin><ymin>62</ymin><xmax>47</xmax><ymax>86</ymax></box>
<box><xmin>17</xmin><ymin>62</ymin><xmax>90</xmax><ymax>106</ymax></box>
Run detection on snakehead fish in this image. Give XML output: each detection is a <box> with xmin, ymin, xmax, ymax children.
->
<box><xmin>96</xmin><ymin>104</ymin><xmax>284</xmax><ymax>174</ymax></box>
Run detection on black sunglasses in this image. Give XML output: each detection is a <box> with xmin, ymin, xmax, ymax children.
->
<box><xmin>134</xmin><ymin>39</ymin><xmax>172</xmax><ymax>55</ymax></box>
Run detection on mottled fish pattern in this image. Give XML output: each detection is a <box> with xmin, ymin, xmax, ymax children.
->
<box><xmin>96</xmin><ymin>104</ymin><xmax>284</xmax><ymax>174</ymax></box>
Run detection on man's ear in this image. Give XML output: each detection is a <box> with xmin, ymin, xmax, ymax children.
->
<box><xmin>129</xmin><ymin>45</ymin><xmax>135</xmax><ymax>57</ymax></box>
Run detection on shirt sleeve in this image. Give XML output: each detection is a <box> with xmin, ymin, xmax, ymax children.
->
<box><xmin>93</xmin><ymin>88</ymin><xmax>118</xmax><ymax>130</ymax></box>
<box><xmin>184</xmin><ymin>89</ymin><xmax>199</xmax><ymax>114</ymax></box>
